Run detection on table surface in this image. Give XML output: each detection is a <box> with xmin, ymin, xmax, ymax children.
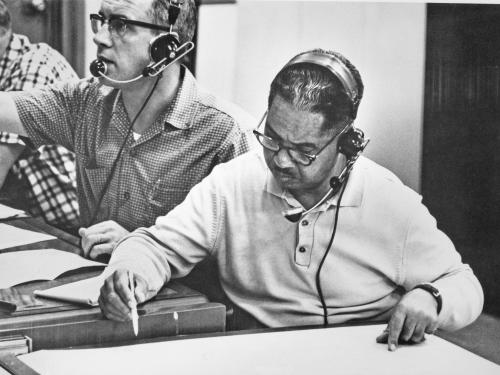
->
<box><xmin>11</xmin><ymin>324</ymin><xmax>500</xmax><ymax>375</ymax></box>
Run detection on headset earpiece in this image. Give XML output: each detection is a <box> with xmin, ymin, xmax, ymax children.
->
<box><xmin>149</xmin><ymin>32</ymin><xmax>181</xmax><ymax>63</ymax></box>
<box><xmin>338</xmin><ymin>127</ymin><xmax>366</xmax><ymax>159</ymax></box>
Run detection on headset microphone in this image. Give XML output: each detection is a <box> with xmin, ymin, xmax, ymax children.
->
<box><xmin>90</xmin><ymin>58</ymin><xmax>144</xmax><ymax>84</ymax></box>
<box><xmin>89</xmin><ymin>38</ymin><xmax>193</xmax><ymax>84</ymax></box>
<box><xmin>283</xmin><ymin>128</ymin><xmax>369</xmax><ymax>223</ymax></box>
<box><xmin>89</xmin><ymin>0</ymin><xmax>194</xmax><ymax>84</ymax></box>
<box><xmin>89</xmin><ymin>59</ymin><xmax>107</xmax><ymax>77</ymax></box>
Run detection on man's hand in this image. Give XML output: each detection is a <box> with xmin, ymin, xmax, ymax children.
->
<box><xmin>78</xmin><ymin>220</ymin><xmax>129</xmax><ymax>260</ymax></box>
<box><xmin>98</xmin><ymin>269</ymin><xmax>150</xmax><ymax>321</ymax></box>
<box><xmin>376</xmin><ymin>288</ymin><xmax>439</xmax><ymax>351</ymax></box>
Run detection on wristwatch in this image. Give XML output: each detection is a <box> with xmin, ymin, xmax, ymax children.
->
<box><xmin>412</xmin><ymin>283</ymin><xmax>442</xmax><ymax>314</ymax></box>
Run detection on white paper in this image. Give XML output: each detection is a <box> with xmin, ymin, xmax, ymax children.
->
<box><xmin>19</xmin><ymin>325</ymin><xmax>500</xmax><ymax>375</ymax></box>
<box><xmin>0</xmin><ymin>223</ymin><xmax>55</xmax><ymax>250</ymax></box>
<box><xmin>0</xmin><ymin>203</ymin><xmax>27</xmax><ymax>220</ymax></box>
<box><xmin>34</xmin><ymin>274</ymin><xmax>107</xmax><ymax>306</ymax></box>
<box><xmin>0</xmin><ymin>249</ymin><xmax>105</xmax><ymax>288</ymax></box>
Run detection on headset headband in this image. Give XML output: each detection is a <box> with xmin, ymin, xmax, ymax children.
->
<box><xmin>285</xmin><ymin>51</ymin><xmax>359</xmax><ymax>111</ymax></box>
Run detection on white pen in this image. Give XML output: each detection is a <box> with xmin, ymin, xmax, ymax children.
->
<box><xmin>128</xmin><ymin>271</ymin><xmax>139</xmax><ymax>336</ymax></box>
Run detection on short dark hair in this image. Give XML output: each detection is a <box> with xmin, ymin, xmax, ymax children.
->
<box><xmin>268</xmin><ymin>48</ymin><xmax>364</xmax><ymax>132</ymax></box>
<box><xmin>0</xmin><ymin>0</ymin><xmax>11</xmax><ymax>35</ymax></box>
<box><xmin>148</xmin><ymin>0</ymin><xmax>196</xmax><ymax>45</ymax></box>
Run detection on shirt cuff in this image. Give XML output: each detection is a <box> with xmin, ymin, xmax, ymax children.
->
<box><xmin>0</xmin><ymin>132</ymin><xmax>26</xmax><ymax>146</ymax></box>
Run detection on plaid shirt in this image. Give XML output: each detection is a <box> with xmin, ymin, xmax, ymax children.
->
<box><xmin>0</xmin><ymin>33</ymin><xmax>79</xmax><ymax>230</ymax></box>
<box><xmin>12</xmin><ymin>67</ymin><xmax>255</xmax><ymax>231</ymax></box>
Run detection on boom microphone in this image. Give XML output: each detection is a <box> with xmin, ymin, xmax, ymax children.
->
<box><xmin>89</xmin><ymin>39</ymin><xmax>194</xmax><ymax>84</ymax></box>
<box><xmin>89</xmin><ymin>59</ymin><xmax>145</xmax><ymax>84</ymax></box>
<box><xmin>89</xmin><ymin>59</ymin><xmax>107</xmax><ymax>77</ymax></box>
<box><xmin>282</xmin><ymin>135</ymin><xmax>369</xmax><ymax>223</ymax></box>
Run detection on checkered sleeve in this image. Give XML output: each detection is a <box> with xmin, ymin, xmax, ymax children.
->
<box><xmin>0</xmin><ymin>132</ymin><xmax>26</xmax><ymax>146</ymax></box>
<box><xmin>8</xmin><ymin>44</ymin><xmax>77</xmax><ymax>91</ymax></box>
<box><xmin>215</xmin><ymin>106</ymin><xmax>257</xmax><ymax>164</ymax></box>
<box><xmin>1</xmin><ymin>38</ymin><xmax>81</xmax><ymax>230</ymax></box>
<box><xmin>218</xmin><ymin>125</ymin><xmax>252</xmax><ymax>163</ymax></box>
<box><xmin>12</xmin><ymin>144</ymin><xmax>80</xmax><ymax>229</ymax></box>
<box><xmin>10</xmin><ymin>80</ymin><xmax>83</xmax><ymax>151</ymax></box>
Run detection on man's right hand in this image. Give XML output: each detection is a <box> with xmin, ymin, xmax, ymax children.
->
<box><xmin>98</xmin><ymin>269</ymin><xmax>151</xmax><ymax>321</ymax></box>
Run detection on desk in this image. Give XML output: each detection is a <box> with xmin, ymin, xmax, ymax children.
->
<box><xmin>0</xmin><ymin>216</ymin><xmax>226</xmax><ymax>351</ymax></box>
<box><xmin>5</xmin><ymin>324</ymin><xmax>500</xmax><ymax>375</ymax></box>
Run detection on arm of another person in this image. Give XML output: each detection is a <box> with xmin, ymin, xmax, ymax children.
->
<box><xmin>0</xmin><ymin>93</ymin><xmax>29</xmax><ymax>187</ymax></box>
<box><xmin>0</xmin><ymin>45</ymin><xmax>78</xmax><ymax>188</ymax></box>
<box><xmin>79</xmin><ymin>221</ymin><xmax>130</xmax><ymax>260</ymax></box>
<box><xmin>98</xmin><ymin>169</ymin><xmax>223</xmax><ymax>321</ymax></box>
<box><xmin>377</xmin><ymin>195</ymin><xmax>483</xmax><ymax>350</ymax></box>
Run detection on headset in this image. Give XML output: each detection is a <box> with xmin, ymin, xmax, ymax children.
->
<box><xmin>89</xmin><ymin>0</ymin><xmax>194</xmax><ymax>84</ymax></box>
<box><xmin>277</xmin><ymin>51</ymin><xmax>369</xmax><ymax>326</ymax></box>
<box><xmin>282</xmin><ymin>51</ymin><xmax>369</xmax><ymax>222</ymax></box>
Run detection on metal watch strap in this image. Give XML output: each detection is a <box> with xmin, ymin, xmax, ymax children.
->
<box><xmin>412</xmin><ymin>283</ymin><xmax>443</xmax><ymax>314</ymax></box>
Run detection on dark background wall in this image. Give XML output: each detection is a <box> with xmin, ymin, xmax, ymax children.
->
<box><xmin>423</xmin><ymin>4</ymin><xmax>500</xmax><ymax>316</ymax></box>
<box><xmin>6</xmin><ymin>0</ymin><xmax>87</xmax><ymax>77</ymax></box>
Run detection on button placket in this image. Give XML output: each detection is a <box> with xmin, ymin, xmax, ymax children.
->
<box><xmin>295</xmin><ymin>212</ymin><xmax>319</xmax><ymax>266</ymax></box>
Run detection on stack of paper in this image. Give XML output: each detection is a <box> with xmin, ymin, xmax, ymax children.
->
<box><xmin>0</xmin><ymin>224</ymin><xmax>56</xmax><ymax>250</ymax></box>
<box><xmin>0</xmin><ymin>203</ymin><xmax>27</xmax><ymax>220</ymax></box>
<box><xmin>34</xmin><ymin>274</ymin><xmax>107</xmax><ymax>306</ymax></box>
<box><xmin>0</xmin><ymin>249</ymin><xmax>105</xmax><ymax>289</ymax></box>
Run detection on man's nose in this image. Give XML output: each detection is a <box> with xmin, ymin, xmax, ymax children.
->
<box><xmin>274</xmin><ymin>148</ymin><xmax>295</xmax><ymax>169</ymax></box>
<box><xmin>93</xmin><ymin>24</ymin><xmax>113</xmax><ymax>48</ymax></box>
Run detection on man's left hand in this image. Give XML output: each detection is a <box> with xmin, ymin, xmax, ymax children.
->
<box><xmin>376</xmin><ymin>288</ymin><xmax>439</xmax><ymax>351</ymax></box>
<box><xmin>79</xmin><ymin>220</ymin><xmax>130</xmax><ymax>260</ymax></box>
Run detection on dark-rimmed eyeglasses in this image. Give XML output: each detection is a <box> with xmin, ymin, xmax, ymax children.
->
<box><xmin>253</xmin><ymin>111</ymin><xmax>350</xmax><ymax>166</ymax></box>
<box><xmin>90</xmin><ymin>13</ymin><xmax>170</xmax><ymax>38</ymax></box>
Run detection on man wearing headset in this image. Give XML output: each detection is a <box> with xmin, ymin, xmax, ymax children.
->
<box><xmin>0</xmin><ymin>0</ymin><xmax>252</xmax><ymax>257</ymax></box>
<box><xmin>98</xmin><ymin>49</ymin><xmax>483</xmax><ymax>350</ymax></box>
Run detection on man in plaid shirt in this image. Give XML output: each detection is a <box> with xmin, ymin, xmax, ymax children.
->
<box><xmin>0</xmin><ymin>0</ymin><xmax>253</xmax><ymax>262</ymax></box>
<box><xmin>0</xmin><ymin>0</ymin><xmax>79</xmax><ymax>232</ymax></box>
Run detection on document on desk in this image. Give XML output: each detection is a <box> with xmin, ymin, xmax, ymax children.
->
<box><xmin>17</xmin><ymin>325</ymin><xmax>500</xmax><ymax>375</ymax></box>
<box><xmin>0</xmin><ymin>249</ymin><xmax>105</xmax><ymax>289</ymax></box>
<box><xmin>0</xmin><ymin>223</ymin><xmax>55</xmax><ymax>250</ymax></box>
<box><xmin>34</xmin><ymin>273</ymin><xmax>107</xmax><ymax>306</ymax></box>
<box><xmin>0</xmin><ymin>204</ymin><xmax>27</xmax><ymax>220</ymax></box>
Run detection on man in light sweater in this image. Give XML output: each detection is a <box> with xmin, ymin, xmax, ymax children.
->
<box><xmin>99</xmin><ymin>49</ymin><xmax>483</xmax><ymax>350</ymax></box>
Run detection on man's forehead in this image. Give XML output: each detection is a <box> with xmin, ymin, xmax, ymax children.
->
<box><xmin>100</xmin><ymin>0</ymin><xmax>152</xmax><ymax>18</ymax></box>
<box><xmin>267</xmin><ymin>98</ymin><xmax>331</xmax><ymax>144</ymax></box>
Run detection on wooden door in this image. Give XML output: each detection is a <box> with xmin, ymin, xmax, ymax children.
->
<box><xmin>423</xmin><ymin>4</ymin><xmax>500</xmax><ymax>315</ymax></box>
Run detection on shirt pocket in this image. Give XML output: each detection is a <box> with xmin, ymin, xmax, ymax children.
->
<box><xmin>148</xmin><ymin>178</ymin><xmax>190</xmax><ymax>218</ymax></box>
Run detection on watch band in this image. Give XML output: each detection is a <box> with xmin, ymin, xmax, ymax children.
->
<box><xmin>412</xmin><ymin>283</ymin><xmax>442</xmax><ymax>314</ymax></box>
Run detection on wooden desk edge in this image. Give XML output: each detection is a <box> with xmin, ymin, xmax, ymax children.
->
<box><xmin>0</xmin><ymin>353</ymin><xmax>39</xmax><ymax>375</ymax></box>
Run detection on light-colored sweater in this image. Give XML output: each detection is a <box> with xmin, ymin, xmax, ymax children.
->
<box><xmin>109</xmin><ymin>150</ymin><xmax>483</xmax><ymax>329</ymax></box>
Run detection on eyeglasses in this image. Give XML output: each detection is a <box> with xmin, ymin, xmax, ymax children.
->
<box><xmin>253</xmin><ymin>112</ymin><xmax>350</xmax><ymax>166</ymax></box>
<box><xmin>90</xmin><ymin>13</ymin><xmax>170</xmax><ymax>38</ymax></box>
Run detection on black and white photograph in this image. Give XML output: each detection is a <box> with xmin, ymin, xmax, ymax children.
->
<box><xmin>0</xmin><ymin>0</ymin><xmax>498</xmax><ymax>373</ymax></box>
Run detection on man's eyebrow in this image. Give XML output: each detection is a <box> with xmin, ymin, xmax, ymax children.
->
<box><xmin>109</xmin><ymin>13</ymin><xmax>129</xmax><ymax>19</ymax></box>
<box><xmin>98</xmin><ymin>10</ymin><xmax>129</xmax><ymax>19</ymax></box>
<box><xmin>266</xmin><ymin>124</ymin><xmax>317</xmax><ymax>149</ymax></box>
